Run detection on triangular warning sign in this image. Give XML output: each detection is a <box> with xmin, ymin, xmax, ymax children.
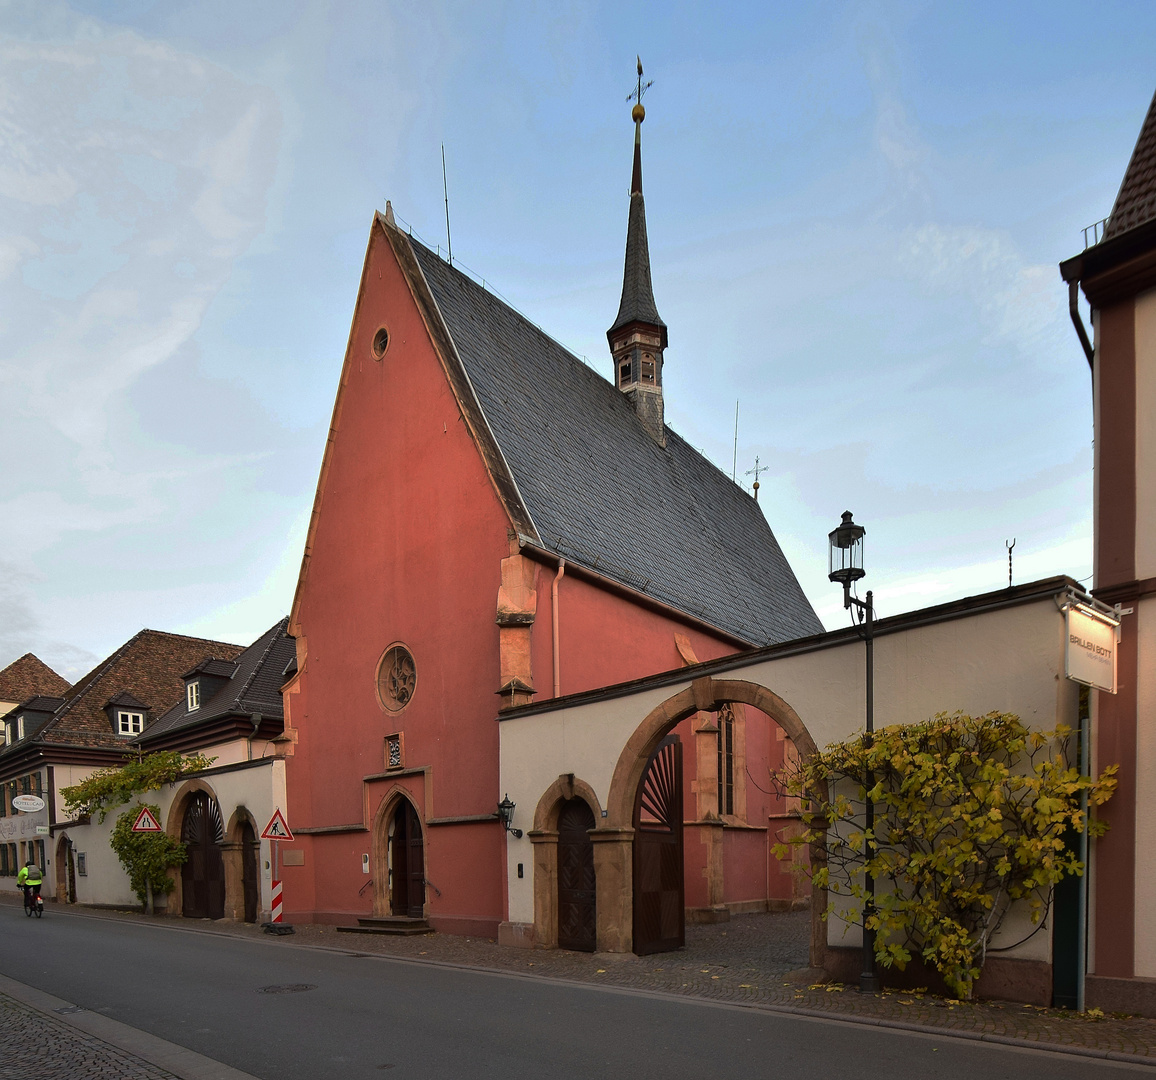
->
<box><xmin>131</xmin><ymin>806</ymin><xmax>162</xmax><ymax>833</ymax></box>
<box><xmin>261</xmin><ymin>808</ymin><xmax>294</xmax><ymax>841</ymax></box>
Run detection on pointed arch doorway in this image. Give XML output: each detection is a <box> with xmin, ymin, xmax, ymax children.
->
<box><xmin>181</xmin><ymin>791</ymin><xmax>225</xmax><ymax>919</ymax></box>
<box><xmin>389</xmin><ymin>800</ymin><xmax>425</xmax><ymax>918</ymax></box>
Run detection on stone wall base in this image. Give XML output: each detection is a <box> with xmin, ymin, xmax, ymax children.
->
<box><xmin>821</xmin><ymin>946</ymin><xmax>1052</xmax><ymax>1005</ymax></box>
<box><xmin>428</xmin><ymin>913</ymin><xmax>501</xmax><ymax>939</ymax></box>
<box><xmin>498</xmin><ymin>921</ymin><xmax>535</xmax><ymax>949</ymax></box>
<box><xmin>1086</xmin><ymin>974</ymin><xmax>1156</xmax><ymax>1018</ymax></box>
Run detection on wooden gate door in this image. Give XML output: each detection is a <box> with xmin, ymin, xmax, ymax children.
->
<box><xmin>181</xmin><ymin>792</ymin><xmax>225</xmax><ymax>920</ymax></box>
<box><xmin>390</xmin><ymin>802</ymin><xmax>426</xmax><ymax>918</ymax></box>
<box><xmin>557</xmin><ymin>798</ymin><xmax>596</xmax><ymax>951</ymax></box>
<box><xmin>241</xmin><ymin>820</ymin><xmax>259</xmax><ymax>923</ymax></box>
<box><xmin>632</xmin><ymin>734</ymin><xmax>684</xmax><ymax>955</ymax></box>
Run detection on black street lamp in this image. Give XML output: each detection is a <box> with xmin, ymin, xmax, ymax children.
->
<box><xmin>496</xmin><ymin>795</ymin><xmax>523</xmax><ymax>838</ymax></box>
<box><xmin>828</xmin><ymin>510</ymin><xmax>881</xmax><ymax>994</ymax></box>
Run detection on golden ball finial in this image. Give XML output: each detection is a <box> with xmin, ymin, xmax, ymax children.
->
<box><xmin>632</xmin><ymin>102</ymin><xmax>645</xmax><ymax>123</ymax></box>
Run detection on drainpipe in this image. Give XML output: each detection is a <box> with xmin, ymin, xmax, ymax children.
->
<box><xmin>248</xmin><ymin>713</ymin><xmax>263</xmax><ymax>761</ymax></box>
<box><xmin>552</xmin><ymin>560</ymin><xmax>566</xmax><ymax>698</ymax></box>
<box><xmin>1068</xmin><ymin>278</ymin><xmax>1094</xmax><ymax>374</ymax></box>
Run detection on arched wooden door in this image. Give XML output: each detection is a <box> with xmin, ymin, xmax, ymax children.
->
<box><xmin>389</xmin><ymin>801</ymin><xmax>425</xmax><ymax>918</ymax></box>
<box><xmin>240</xmin><ymin>820</ymin><xmax>259</xmax><ymax>923</ymax></box>
<box><xmin>557</xmin><ymin>798</ymin><xmax>596</xmax><ymax>952</ymax></box>
<box><xmin>181</xmin><ymin>792</ymin><xmax>225</xmax><ymax>920</ymax></box>
<box><xmin>632</xmin><ymin>734</ymin><xmax>684</xmax><ymax>955</ymax></box>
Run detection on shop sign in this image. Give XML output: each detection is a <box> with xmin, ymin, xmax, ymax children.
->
<box><xmin>1066</xmin><ymin>603</ymin><xmax>1118</xmax><ymax>693</ymax></box>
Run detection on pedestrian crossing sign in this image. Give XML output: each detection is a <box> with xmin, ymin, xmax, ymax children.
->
<box><xmin>261</xmin><ymin>808</ymin><xmax>294</xmax><ymax>841</ymax></box>
<box><xmin>131</xmin><ymin>807</ymin><xmax>162</xmax><ymax>833</ymax></box>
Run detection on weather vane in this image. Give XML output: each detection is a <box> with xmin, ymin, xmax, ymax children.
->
<box><xmin>745</xmin><ymin>456</ymin><xmax>769</xmax><ymax>502</ymax></box>
<box><xmin>627</xmin><ymin>56</ymin><xmax>653</xmax><ymax>108</ymax></box>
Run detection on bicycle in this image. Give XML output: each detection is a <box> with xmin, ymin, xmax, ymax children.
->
<box><xmin>22</xmin><ymin>885</ymin><xmax>43</xmax><ymax>918</ymax></box>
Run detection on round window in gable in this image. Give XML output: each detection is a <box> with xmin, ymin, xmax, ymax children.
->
<box><xmin>376</xmin><ymin>643</ymin><xmax>416</xmax><ymax>713</ymax></box>
<box><xmin>372</xmin><ymin>327</ymin><xmax>390</xmax><ymax>360</ymax></box>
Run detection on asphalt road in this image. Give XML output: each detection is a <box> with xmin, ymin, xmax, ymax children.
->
<box><xmin>0</xmin><ymin>904</ymin><xmax>1148</xmax><ymax>1080</ymax></box>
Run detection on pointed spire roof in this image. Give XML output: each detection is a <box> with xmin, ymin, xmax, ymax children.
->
<box><xmin>609</xmin><ymin>104</ymin><xmax>666</xmax><ymax>343</ymax></box>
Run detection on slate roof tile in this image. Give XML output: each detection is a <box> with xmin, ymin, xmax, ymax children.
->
<box><xmin>408</xmin><ymin>239</ymin><xmax>822</xmax><ymax>646</ymax></box>
<box><xmin>138</xmin><ymin>619</ymin><xmax>293</xmax><ymax>744</ymax></box>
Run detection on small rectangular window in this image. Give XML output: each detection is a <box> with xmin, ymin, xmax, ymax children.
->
<box><xmin>77</xmin><ymin>852</ymin><xmax>87</xmax><ymax>877</ymax></box>
<box><xmin>187</xmin><ymin>681</ymin><xmax>200</xmax><ymax>711</ymax></box>
<box><xmin>619</xmin><ymin>361</ymin><xmax>631</xmax><ymax>384</ymax></box>
<box><xmin>16</xmin><ymin>716</ymin><xmax>24</xmax><ymax>741</ymax></box>
<box><xmin>641</xmin><ymin>359</ymin><xmax>655</xmax><ymax>383</ymax></box>
<box><xmin>117</xmin><ymin>711</ymin><xmax>144</xmax><ymax>736</ymax></box>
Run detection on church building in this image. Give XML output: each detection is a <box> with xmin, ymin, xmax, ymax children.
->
<box><xmin>281</xmin><ymin>94</ymin><xmax>822</xmax><ymax>939</ymax></box>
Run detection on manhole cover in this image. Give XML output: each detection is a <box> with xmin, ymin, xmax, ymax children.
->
<box><xmin>257</xmin><ymin>984</ymin><xmax>317</xmax><ymax>995</ymax></box>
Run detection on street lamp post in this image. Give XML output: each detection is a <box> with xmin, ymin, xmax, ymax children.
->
<box><xmin>828</xmin><ymin>510</ymin><xmax>881</xmax><ymax>994</ymax></box>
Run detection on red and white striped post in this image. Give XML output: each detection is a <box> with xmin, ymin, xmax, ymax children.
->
<box><xmin>270</xmin><ymin>874</ymin><xmax>283</xmax><ymax>923</ymax></box>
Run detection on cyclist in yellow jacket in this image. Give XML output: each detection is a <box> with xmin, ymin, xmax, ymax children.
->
<box><xmin>16</xmin><ymin>860</ymin><xmax>43</xmax><ymax>910</ymax></box>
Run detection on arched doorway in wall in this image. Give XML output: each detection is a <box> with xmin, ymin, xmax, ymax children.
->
<box><xmin>54</xmin><ymin>833</ymin><xmax>76</xmax><ymax>904</ymax></box>
<box><xmin>181</xmin><ymin>791</ymin><xmax>225</xmax><ymax>919</ymax></box>
<box><xmin>388</xmin><ymin>799</ymin><xmax>425</xmax><ymax>918</ymax></box>
<box><xmin>557</xmin><ymin>797</ymin><xmax>596</xmax><ymax>952</ymax></box>
<box><xmin>600</xmin><ymin>676</ymin><xmax>820</xmax><ymax>957</ymax></box>
<box><xmin>240</xmin><ymin>819</ymin><xmax>259</xmax><ymax>923</ymax></box>
<box><xmin>632</xmin><ymin>734</ymin><xmax>684</xmax><ymax>955</ymax></box>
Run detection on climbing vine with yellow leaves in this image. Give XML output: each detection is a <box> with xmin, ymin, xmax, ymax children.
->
<box><xmin>773</xmin><ymin>711</ymin><xmax>1116</xmax><ymax>999</ymax></box>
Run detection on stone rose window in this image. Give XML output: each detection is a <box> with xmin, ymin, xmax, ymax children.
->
<box><xmin>377</xmin><ymin>644</ymin><xmax>416</xmax><ymax>713</ymax></box>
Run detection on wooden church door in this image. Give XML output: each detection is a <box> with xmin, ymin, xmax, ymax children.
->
<box><xmin>390</xmin><ymin>801</ymin><xmax>425</xmax><ymax>918</ymax></box>
<box><xmin>557</xmin><ymin>798</ymin><xmax>596</xmax><ymax>951</ymax></box>
<box><xmin>632</xmin><ymin>735</ymin><xmax>684</xmax><ymax>955</ymax></box>
<box><xmin>181</xmin><ymin>792</ymin><xmax>225</xmax><ymax>920</ymax></box>
<box><xmin>240</xmin><ymin>820</ymin><xmax>259</xmax><ymax>923</ymax></box>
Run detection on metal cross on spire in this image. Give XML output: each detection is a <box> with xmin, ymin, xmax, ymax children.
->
<box><xmin>745</xmin><ymin>456</ymin><xmax>769</xmax><ymax>502</ymax></box>
<box><xmin>627</xmin><ymin>55</ymin><xmax>653</xmax><ymax>107</ymax></box>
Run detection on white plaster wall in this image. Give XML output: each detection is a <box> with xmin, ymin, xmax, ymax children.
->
<box><xmin>1134</xmin><ymin>596</ymin><xmax>1156</xmax><ymax>975</ymax></box>
<box><xmin>50</xmin><ymin>757</ymin><xmax>285</xmax><ymax>918</ymax></box>
<box><xmin>1134</xmin><ymin>288</ymin><xmax>1156</xmax><ymax>581</ymax></box>
<box><xmin>501</xmin><ymin>592</ymin><xmax>1072</xmax><ymax>952</ymax></box>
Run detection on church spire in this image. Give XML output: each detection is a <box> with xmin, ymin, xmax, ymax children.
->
<box><xmin>608</xmin><ymin>58</ymin><xmax>667</xmax><ymax>446</ymax></box>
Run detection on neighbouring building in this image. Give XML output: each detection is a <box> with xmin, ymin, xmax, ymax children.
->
<box><xmin>50</xmin><ymin>621</ymin><xmax>294</xmax><ymax>918</ymax></box>
<box><xmin>0</xmin><ymin>629</ymin><xmax>242</xmax><ymax>900</ymax></box>
<box><xmin>1061</xmin><ymin>86</ymin><xmax>1156</xmax><ymax>1016</ymax></box>
<box><xmin>0</xmin><ymin>653</ymin><xmax>69</xmax><ymax>725</ymax></box>
<box><xmin>281</xmin><ymin>97</ymin><xmax>822</xmax><ymax>937</ymax></box>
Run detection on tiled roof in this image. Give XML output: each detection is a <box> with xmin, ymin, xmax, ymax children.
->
<box><xmin>28</xmin><ymin>630</ymin><xmax>244</xmax><ymax>751</ymax></box>
<box><xmin>138</xmin><ymin>619</ymin><xmax>293</xmax><ymax>744</ymax></box>
<box><xmin>1105</xmin><ymin>89</ymin><xmax>1156</xmax><ymax>240</ymax></box>
<box><xmin>407</xmin><ymin>238</ymin><xmax>823</xmax><ymax>646</ymax></box>
<box><xmin>183</xmin><ymin>658</ymin><xmax>239</xmax><ymax>680</ymax></box>
<box><xmin>0</xmin><ymin>654</ymin><xmax>69</xmax><ymax>703</ymax></box>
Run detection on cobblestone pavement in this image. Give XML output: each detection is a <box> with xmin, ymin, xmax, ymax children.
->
<box><xmin>17</xmin><ymin>895</ymin><xmax>1156</xmax><ymax>1065</ymax></box>
<box><xmin>0</xmin><ymin>991</ymin><xmax>179</xmax><ymax>1080</ymax></box>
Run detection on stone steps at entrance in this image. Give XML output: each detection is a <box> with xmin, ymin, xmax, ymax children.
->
<box><xmin>336</xmin><ymin>916</ymin><xmax>434</xmax><ymax>937</ymax></box>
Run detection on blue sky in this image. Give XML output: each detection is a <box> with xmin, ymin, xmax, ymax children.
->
<box><xmin>1</xmin><ymin>0</ymin><xmax>1152</xmax><ymax>678</ymax></box>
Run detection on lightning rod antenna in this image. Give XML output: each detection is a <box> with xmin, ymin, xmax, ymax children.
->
<box><xmin>442</xmin><ymin>143</ymin><xmax>452</xmax><ymax>265</ymax></box>
<box><xmin>1006</xmin><ymin>538</ymin><xmax>1016</xmax><ymax>588</ymax></box>
<box><xmin>732</xmin><ymin>401</ymin><xmax>739</xmax><ymax>482</ymax></box>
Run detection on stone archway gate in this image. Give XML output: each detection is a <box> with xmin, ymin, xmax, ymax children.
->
<box><xmin>498</xmin><ymin>579</ymin><xmax>1076</xmax><ymax>955</ymax></box>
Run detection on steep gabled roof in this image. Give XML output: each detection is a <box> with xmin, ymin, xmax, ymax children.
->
<box><xmin>138</xmin><ymin>619</ymin><xmax>293</xmax><ymax>746</ymax></box>
<box><xmin>28</xmin><ymin>630</ymin><xmax>244</xmax><ymax>751</ymax></box>
<box><xmin>0</xmin><ymin>654</ymin><xmax>69</xmax><ymax>703</ymax></box>
<box><xmin>1105</xmin><ymin>89</ymin><xmax>1156</xmax><ymax>240</ymax></box>
<box><xmin>402</xmin><ymin>230</ymin><xmax>822</xmax><ymax>646</ymax></box>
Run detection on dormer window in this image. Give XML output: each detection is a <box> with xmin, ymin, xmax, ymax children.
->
<box><xmin>117</xmin><ymin>710</ymin><xmax>144</xmax><ymax>736</ymax></box>
<box><xmin>187</xmin><ymin>681</ymin><xmax>200</xmax><ymax>711</ymax></box>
